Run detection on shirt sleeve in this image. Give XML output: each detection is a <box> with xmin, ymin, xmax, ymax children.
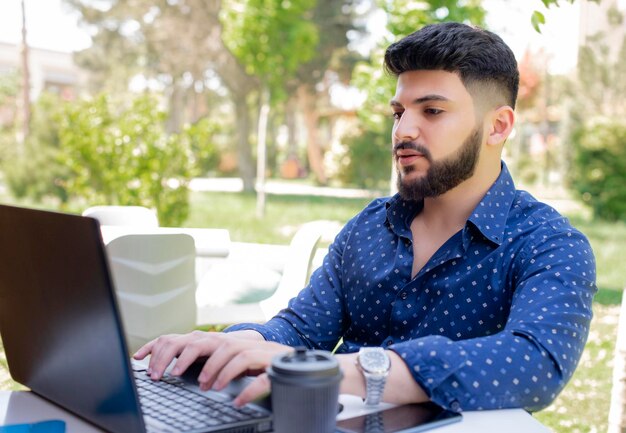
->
<box><xmin>225</xmin><ymin>214</ymin><xmax>357</xmax><ymax>349</ymax></box>
<box><xmin>389</xmin><ymin>226</ymin><xmax>597</xmax><ymax>412</ymax></box>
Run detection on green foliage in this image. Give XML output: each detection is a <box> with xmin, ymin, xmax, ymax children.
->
<box><xmin>341</xmin><ymin>0</ymin><xmax>486</xmax><ymax>188</ymax></box>
<box><xmin>532</xmin><ymin>0</ymin><xmax>601</xmax><ymax>32</ymax></box>
<box><xmin>57</xmin><ymin>93</ymin><xmax>197</xmax><ymax>226</ymax></box>
<box><xmin>2</xmin><ymin>92</ymin><xmax>71</xmax><ymax>204</ymax></box>
<box><xmin>570</xmin><ymin>118</ymin><xmax>626</xmax><ymax>221</ymax></box>
<box><xmin>337</xmin><ymin>122</ymin><xmax>392</xmax><ymax>190</ymax></box>
<box><xmin>0</xmin><ymin>71</ymin><xmax>20</xmax><ymax>169</ymax></box>
<box><xmin>380</xmin><ymin>0</ymin><xmax>486</xmax><ymax>38</ymax></box>
<box><xmin>221</xmin><ymin>0</ymin><xmax>319</xmax><ymax>101</ymax></box>
<box><xmin>531</xmin><ymin>10</ymin><xmax>546</xmax><ymax>33</ymax></box>
<box><xmin>183</xmin><ymin>117</ymin><xmax>222</xmax><ymax>176</ymax></box>
<box><xmin>0</xmin><ymin>72</ymin><xmax>19</xmax><ymax>106</ymax></box>
<box><xmin>576</xmin><ymin>33</ymin><xmax>626</xmax><ymax>117</ymax></box>
<box><xmin>565</xmin><ymin>18</ymin><xmax>626</xmax><ymax>221</ymax></box>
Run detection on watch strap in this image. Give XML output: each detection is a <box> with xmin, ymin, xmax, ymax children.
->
<box><xmin>364</xmin><ymin>374</ymin><xmax>386</xmax><ymax>406</ymax></box>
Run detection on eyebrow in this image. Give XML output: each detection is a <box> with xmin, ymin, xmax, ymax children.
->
<box><xmin>389</xmin><ymin>94</ymin><xmax>450</xmax><ymax>107</ymax></box>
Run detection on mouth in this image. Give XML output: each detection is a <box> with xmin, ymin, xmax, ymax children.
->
<box><xmin>395</xmin><ymin>150</ymin><xmax>425</xmax><ymax>167</ymax></box>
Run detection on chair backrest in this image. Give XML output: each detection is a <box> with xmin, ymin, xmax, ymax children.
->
<box><xmin>83</xmin><ymin>205</ymin><xmax>159</xmax><ymax>228</ymax></box>
<box><xmin>259</xmin><ymin>220</ymin><xmax>333</xmax><ymax>320</ymax></box>
<box><xmin>196</xmin><ymin>220</ymin><xmax>338</xmax><ymax>325</ymax></box>
<box><xmin>106</xmin><ymin>234</ymin><xmax>196</xmax><ymax>352</ymax></box>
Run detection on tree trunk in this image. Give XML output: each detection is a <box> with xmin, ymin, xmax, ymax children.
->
<box><xmin>19</xmin><ymin>0</ymin><xmax>30</xmax><ymax>148</ymax></box>
<box><xmin>203</xmin><ymin>0</ymin><xmax>257</xmax><ymax>191</ymax></box>
<box><xmin>256</xmin><ymin>88</ymin><xmax>270</xmax><ymax>218</ymax></box>
<box><xmin>166</xmin><ymin>80</ymin><xmax>185</xmax><ymax>134</ymax></box>
<box><xmin>608</xmin><ymin>288</ymin><xmax>626</xmax><ymax>433</ymax></box>
<box><xmin>285</xmin><ymin>94</ymin><xmax>298</xmax><ymax>158</ymax></box>
<box><xmin>233</xmin><ymin>92</ymin><xmax>255</xmax><ymax>191</ymax></box>
<box><xmin>298</xmin><ymin>85</ymin><xmax>327</xmax><ymax>185</ymax></box>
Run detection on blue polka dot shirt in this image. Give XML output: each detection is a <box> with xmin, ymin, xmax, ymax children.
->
<box><xmin>228</xmin><ymin>162</ymin><xmax>597</xmax><ymax>412</ymax></box>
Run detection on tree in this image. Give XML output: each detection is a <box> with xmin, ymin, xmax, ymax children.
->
<box><xmin>220</xmin><ymin>0</ymin><xmax>319</xmax><ymax>212</ymax></box>
<box><xmin>566</xmin><ymin>5</ymin><xmax>626</xmax><ymax>221</ymax></box>
<box><xmin>67</xmin><ymin>0</ymin><xmax>336</xmax><ymax>192</ymax></box>
<box><xmin>57</xmin><ymin>93</ymin><xmax>196</xmax><ymax>226</ymax></box>
<box><xmin>3</xmin><ymin>92</ymin><xmax>71</xmax><ymax>205</ymax></box>
<box><xmin>67</xmin><ymin>0</ymin><xmax>259</xmax><ymax>190</ymax></box>
<box><xmin>288</xmin><ymin>0</ymin><xmax>365</xmax><ymax>185</ymax></box>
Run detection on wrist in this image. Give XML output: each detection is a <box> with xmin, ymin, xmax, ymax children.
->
<box><xmin>337</xmin><ymin>353</ymin><xmax>365</xmax><ymax>397</ymax></box>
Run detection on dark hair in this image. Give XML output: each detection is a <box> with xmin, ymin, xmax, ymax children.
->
<box><xmin>384</xmin><ymin>22</ymin><xmax>519</xmax><ymax>109</ymax></box>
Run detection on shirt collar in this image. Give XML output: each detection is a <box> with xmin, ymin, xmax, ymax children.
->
<box><xmin>385</xmin><ymin>161</ymin><xmax>516</xmax><ymax>246</ymax></box>
<box><xmin>466</xmin><ymin>161</ymin><xmax>517</xmax><ymax>246</ymax></box>
<box><xmin>385</xmin><ymin>194</ymin><xmax>422</xmax><ymax>240</ymax></box>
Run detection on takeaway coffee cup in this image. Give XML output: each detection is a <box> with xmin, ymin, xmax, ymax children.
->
<box><xmin>267</xmin><ymin>347</ymin><xmax>343</xmax><ymax>433</ymax></box>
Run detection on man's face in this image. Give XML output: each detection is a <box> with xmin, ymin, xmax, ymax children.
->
<box><xmin>390</xmin><ymin>70</ymin><xmax>483</xmax><ymax>201</ymax></box>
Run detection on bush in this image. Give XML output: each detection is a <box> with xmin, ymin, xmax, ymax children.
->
<box><xmin>57</xmin><ymin>93</ymin><xmax>197</xmax><ymax>226</ymax></box>
<box><xmin>570</xmin><ymin>118</ymin><xmax>626</xmax><ymax>221</ymax></box>
<box><xmin>2</xmin><ymin>92</ymin><xmax>71</xmax><ymax>205</ymax></box>
<box><xmin>184</xmin><ymin>117</ymin><xmax>221</xmax><ymax>176</ymax></box>
<box><xmin>337</xmin><ymin>122</ymin><xmax>392</xmax><ymax>190</ymax></box>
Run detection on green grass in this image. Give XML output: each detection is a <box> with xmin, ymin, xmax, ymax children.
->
<box><xmin>534</xmin><ymin>303</ymin><xmax>619</xmax><ymax>432</ymax></box>
<box><xmin>568</xmin><ymin>215</ymin><xmax>626</xmax><ymax>305</ymax></box>
<box><xmin>0</xmin><ymin>188</ymin><xmax>624</xmax><ymax>432</ymax></box>
<box><xmin>184</xmin><ymin>191</ymin><xmax>372</xmax><ymax>244</ymax></box>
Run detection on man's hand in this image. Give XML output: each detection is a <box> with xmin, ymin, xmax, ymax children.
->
<box><xmin>133</xmin><ymin>330</ymin><xmax>293</xmax><ymax>405</ymax></box>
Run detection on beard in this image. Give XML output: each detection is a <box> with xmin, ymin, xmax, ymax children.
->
<box><xmin>395</xmin><ymin>127</ymin><xmax>482</xmax><ymax>201</ymax></box>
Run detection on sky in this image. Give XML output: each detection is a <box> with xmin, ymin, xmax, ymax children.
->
<box><xmin>484</xmin><ymin>0</ymin><xmax>580</xmax><ymax>74</ymax></box>
<box><xmin>0</xmin><ymin>0</ymin><xmax>91</xmax><ymax>53</ymax></box>
<box><xmin>0</xmin><ymin>0</ymin><xmax>580</xmax><ymax>74</ymax></box>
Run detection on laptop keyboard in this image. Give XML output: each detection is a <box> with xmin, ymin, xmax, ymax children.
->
<box><xmin>133</xmin><ymin>369</ymin><xmax>270</xmax><ymax>432</ymax></box>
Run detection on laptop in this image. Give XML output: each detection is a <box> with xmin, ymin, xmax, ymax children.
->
<box><xmin>0</xmin><ymin>204</ymin><xmax>273</xmax><ymax>433</ymax></box>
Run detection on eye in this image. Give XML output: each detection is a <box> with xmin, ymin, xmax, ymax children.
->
<box><xmin>424</xmin><ymin>108</ymin><xmax>444</xmax><ymax>115</ymax></box>
<box><xmin>392</xmin><ymin>111</ymin><xmax>403</xmax><ymax>120</ymax></box>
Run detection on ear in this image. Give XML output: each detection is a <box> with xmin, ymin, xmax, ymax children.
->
<box><xmin>486</xmin><ymin>106</ymin><xmax>515</xmax><ymax>146</ymax></box>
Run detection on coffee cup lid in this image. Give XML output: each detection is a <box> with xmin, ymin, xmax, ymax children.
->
<box><xmin>269</xmin><ymin>347</ymin><xmax>340</xmax><ymax>379</ymax></box>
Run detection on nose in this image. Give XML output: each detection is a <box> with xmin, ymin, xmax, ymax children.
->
<box><xmin>392</xmin><ymin>110</ymin><xmax>419</xmax><ymax>142</ymax></box>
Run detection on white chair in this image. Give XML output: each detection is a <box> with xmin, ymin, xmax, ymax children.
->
<box><xmin>196</xmin><ymin>220</ymin><xmax>337</xmax><ymax>325</ymax></box>
<box><xmin>83</xmin><ymin>205</ymin><xmax>159</xmax><ymax>228</ymax></box>
<box><xmin>106</xmin><ymin>234</ymin><xmax>196</xmax><ymax>353</ymax></box>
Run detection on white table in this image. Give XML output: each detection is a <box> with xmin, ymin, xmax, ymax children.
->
<box><xmin>0</xmin><ymin>391</ymin><xmax>551</xmax><ymax>432</ymax></box>
<box><xmin>100</xmin><ymin>226</ymin><xmax>231</xmax><ymax>258</ymax></box>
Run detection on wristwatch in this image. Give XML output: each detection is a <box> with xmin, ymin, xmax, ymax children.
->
<box><xmin>356</xmin><ymin>347</ymin><xmax>391</xmax><ymax>406</ymax></box>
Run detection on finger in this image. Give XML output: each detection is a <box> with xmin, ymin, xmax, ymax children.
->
<box><xmin>197</xmin><ymin>337</ymin><xmax>244</xmax><ymax>390</ymax></box>
<box><xmin>148</xmin><ymin>334</ymin><xmax>187</xmax><ymax>380</ymax></box>
<box><xmin>133</xmin><ymin>339</ymin><xmax>156</xmax><ymax>360</ymax></box>
<box><xmin>233</xmin><ymin>373</ymin><xmax>271</xmax><ymax>407</ymax></box>
<box><xmin>170</xmin><ymin>336</ymin><xmax>215</xmax><ymax>376</ymax></box>
<box><xmin>213</xmin><ymin>349</ymin><xmax>272</xmax><ymax>390</ymax></box>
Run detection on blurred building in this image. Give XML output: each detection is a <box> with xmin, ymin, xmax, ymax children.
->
<box><xmin>0</xmin><ymin>41</ymin><xmax>86</xmax><ymax>100</ymax></box>
<box><xmin>0</xmin><ymin>42</ymin><xmax>86</xmax><ymax>127</ymax></box>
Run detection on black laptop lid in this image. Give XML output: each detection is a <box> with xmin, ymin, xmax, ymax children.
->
<box><xmin>0</xmin><ymin>205</ymin><xmax>145</xmax><ymax>433</ymax></box>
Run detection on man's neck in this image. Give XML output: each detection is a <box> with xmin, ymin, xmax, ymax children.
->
<box><xmin>419</xmin><ymin>163</ymin><xmax>501</xmax><ymax>231</ymax></box>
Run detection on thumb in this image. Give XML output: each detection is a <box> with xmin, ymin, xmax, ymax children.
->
<box><xmin>233</xmin><ymin>373</ymin><xmax>271</xmax><ymax>407</ymax></box>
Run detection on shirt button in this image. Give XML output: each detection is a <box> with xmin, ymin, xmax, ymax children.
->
<box><xmin>386</xmin><ymin>340</ymin><xmax>393</xmax><ymax>347</ymax></box>
<box><xmin>400</xmin><ymin>292</ymin><xmax>408</xmax><ymax>300</ymax></box>
<box><xmin>450</xmin><ymin>400</ymin><xmax>461</xmax><ymax>412</ymax></box>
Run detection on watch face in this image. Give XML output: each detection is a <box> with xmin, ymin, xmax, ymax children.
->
<box><xmin>359</xmin><ymin>348</ymin><xmax>390</xmax><ymax>374</ymax></box>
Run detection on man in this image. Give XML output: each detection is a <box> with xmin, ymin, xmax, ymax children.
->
<box><xmin>135</xmin><ymin>22</ymin><xmax>596</xmax><ymax>412</ymax></box>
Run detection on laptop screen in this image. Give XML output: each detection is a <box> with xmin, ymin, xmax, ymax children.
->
<box><xmin>0</xmin><ymin>205</ymin><xmax>145</xmax><ymax>433</ymax></box>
